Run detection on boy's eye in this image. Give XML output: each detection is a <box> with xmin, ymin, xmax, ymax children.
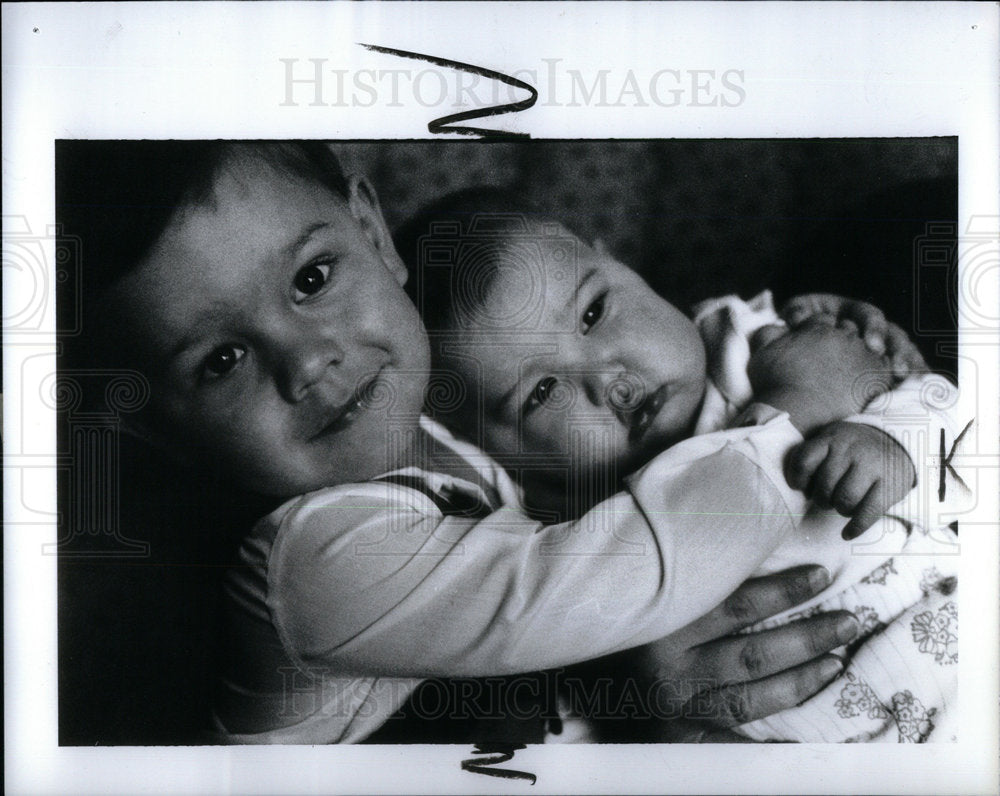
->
<box><xmin>293</xmin><ymin>262</ymin><xmax>332</xmax><ymax>299</ymax></box>
<box><xmin>526</xmin><ymin>376</ymin><xmax>559</xmax><ymax>410</ymax></box>
<box><xmin>581</xmin><ymin>296</ymin><xmax>605</xmax><ymax>331</ymax></box>
<box><xmin>203</xmin><ymin>345</ymin><xmax>246</xmax><ymax>377</ymax></box>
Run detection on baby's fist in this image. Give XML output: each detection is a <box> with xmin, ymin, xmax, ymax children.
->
<box><xmin>784</xmin><ymin>421</ymin><xmax>916</xmax><ymax>540</ymax></box>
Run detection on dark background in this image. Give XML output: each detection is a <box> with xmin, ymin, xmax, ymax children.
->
<box><xmin>57</xmin><ymin>138</ymin><xmax>957</xmax><ymax>744</ymax></box>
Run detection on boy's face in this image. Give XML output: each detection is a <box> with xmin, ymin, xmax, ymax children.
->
<box><xmin>441</xmin><ymin>225</ymin><xmax>707</xmax><ymax>484</ymax></box>
<box><xmin>110</xmin><ymin>154</ymin><xmax>430</xmax><ymax>496</ymax></box>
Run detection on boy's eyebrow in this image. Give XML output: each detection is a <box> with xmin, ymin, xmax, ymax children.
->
<box><xmin>166</xmin><ymin>223</ymin><xmax>335</xmax><ymax>363</ymax></box>
<box><xmin>283</xmin><ymin>221</ymin><xmax>334</xmax><ymax>257</ymax></box>
<box><xmin>168</xmin><ymin>301</ymin><xmax>237</xmax><ymax>359</ymax></box>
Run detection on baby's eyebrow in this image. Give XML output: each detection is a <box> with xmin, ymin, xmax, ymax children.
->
<box><xmin>567</xmin><ymin>266</ymin><xmax>598</xmax><ymax>318</ymax></box>
<box><xmin>496</xmin><ymin>355</ymin><xmax>547</xmax><ymax>419</ymax></box>
<box><xmin>495</xmin><ymin>376</ymin><xmax>525</xmax><ymax>419</ymax></box>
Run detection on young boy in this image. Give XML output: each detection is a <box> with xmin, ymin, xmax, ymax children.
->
<box><xmin>395</xmin><ymin>187</ymin><xmax>967</xmax><ymax>742</ymax></box>
<box><xmin>59</xmin><ymin>142</ymin><xmax>899</xmax><ymax>744</ymax></box>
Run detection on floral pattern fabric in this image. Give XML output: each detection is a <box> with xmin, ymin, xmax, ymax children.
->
<box><xmin>739</xmin><ymin>537</ymin><xmax>959</xmax><ymax>743</ymax></box>
<box><xmin>911</xmin><ymin>601</ymin><xmax>958</xmax><ymax>666</ymax></box>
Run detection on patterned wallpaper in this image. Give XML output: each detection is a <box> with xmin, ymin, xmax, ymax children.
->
<box><xmin>334</xmin><ymin>139</ymin><xmax>956</xmax><ymax>316</ymax></box>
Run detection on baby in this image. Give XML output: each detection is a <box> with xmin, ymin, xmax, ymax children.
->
<box><xmin>396</xmin><ymin>187</ymin><xmax>967</xmax><ymax>742</ymax></box>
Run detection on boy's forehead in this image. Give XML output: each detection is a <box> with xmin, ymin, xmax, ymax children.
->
<box><xmin>157</xmin><ymin>161</ymin><xmax>349</xmax><ymax>262</ymax></box>
<box><xmin>210</xmin><ymin>155</ymin><xmax>348</xmax><ymax>218</ymax></box>
<box><xmin>114</xmin><ymin>162</ymin><xmax>355</xmax><ymax>342</ymax></box>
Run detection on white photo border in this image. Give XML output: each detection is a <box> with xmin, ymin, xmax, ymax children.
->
<box><xmin>4</xmin><ymin>2</ymin><xmax>998</xmax><ymax>794</ymax></box>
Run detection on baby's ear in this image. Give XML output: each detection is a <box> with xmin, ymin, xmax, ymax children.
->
<box><xmin>592</xmin><ymin>237</ymin><xmax>610</xmax><ymax>255</ymax></box>
<box><xmin>347</xmin><ymin>176</ymin><xmax>408</xmax><ymax>285</ymax></box>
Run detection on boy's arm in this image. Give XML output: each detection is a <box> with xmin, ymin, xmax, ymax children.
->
<box><xmin>270</xmin><ymin>410</ymin><xmax>807</xmax><ymax>679</ymax></box>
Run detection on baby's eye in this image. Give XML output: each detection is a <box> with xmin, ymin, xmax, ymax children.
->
<box><xmin>526</xmin><ymin>376</ymin><xmax>559</xmax><ymax>411</ymax></box>
<box><xmin>293</xmin><ymin>262</ymin><xmax>332</xmax><ymax>300</ymax></box>
<box><xmin>581</xmin><ymin>296</ymin><xmax>605</xmax><ymax>331</ymax></box>
<box><xmin>203</xmin><ymin>345</ymin><xmax>246</xmax><ymax>378</ymax></box>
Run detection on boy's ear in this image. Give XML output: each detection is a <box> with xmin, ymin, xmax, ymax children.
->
<box><xmin>347</xmin><ymin>175</ymin><xmax>408</xmax><ymax>286</ymax></box>
<box><xmin>120</xmin><ymin>413</ymin><xmax>180</xmax><ymax>458</ymax></box>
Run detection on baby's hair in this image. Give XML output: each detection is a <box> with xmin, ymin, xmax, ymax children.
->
<box><xmin>394</xmin><ymin>186</ymin><xmax>560</xmax><ymax>334</ymax></box>
<box><xmin>57</xmin><ymin>141</ymin><xmax>350</xmax><ymax>291</ymax></box>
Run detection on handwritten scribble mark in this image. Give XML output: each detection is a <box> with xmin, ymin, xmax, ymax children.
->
<box><xmin>939</xmin><ymin>419</ymin><xmax>972</xmax><ymax>501</ymax></box>
<box><xmin>358</xmin><ymin>43</ymin><xmax>537</xmax><ymax>139</ymax></box>
<box><xmin>461</xmin><ymin>743</ymin><xmax>537</xmax><ymax>785</ymax></box>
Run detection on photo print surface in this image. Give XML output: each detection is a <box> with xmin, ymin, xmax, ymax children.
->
<box><xmin>6</xmin><ymin>3</ymin><xmax>997</xmax><ymax>794</ymax></box>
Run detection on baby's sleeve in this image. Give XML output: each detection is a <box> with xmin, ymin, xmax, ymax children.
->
<box><xmin>266</xmin><ymin>409</ymin><xmax>807</xmax><ymax>680</ymax></box>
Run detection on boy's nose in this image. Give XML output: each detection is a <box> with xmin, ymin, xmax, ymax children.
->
<box><xmin>279</xmin><ymin>338</ymin><xmax>346</xmax><ymax>403</ymax></box>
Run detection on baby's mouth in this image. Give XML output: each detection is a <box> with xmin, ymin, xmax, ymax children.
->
<box><xmin>626</xmin><ymin>383</ymin><xmax>669</xmax><ymax>445</ymax></box>
<box><xmin>311</xmin><ymin>370</ymin><xmax>381</xmax><ymax>439</ymax></box>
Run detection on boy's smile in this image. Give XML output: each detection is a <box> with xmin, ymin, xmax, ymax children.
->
<box><xmin>438</xmin><ymin>225</ymin><xmax>707</xmax><ymax>496</ymax></box>
<box><xmin>109</xmin><ymin>150</ymin><xmax>430</xmax><ymax>496</ymax></box>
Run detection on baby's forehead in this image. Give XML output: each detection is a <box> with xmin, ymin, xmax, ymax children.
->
<box><xmin>488</xmin><ymin>222</ymin><xmax>589</xmax><ymax>273</ymax></box>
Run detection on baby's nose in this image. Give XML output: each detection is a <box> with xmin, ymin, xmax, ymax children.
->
<box><xmin>604</xmin><ymin>372</ymin><xmax>648</xmax><ymax>414</ymax></box>
<box><xmin>583</xmin><ymin>369</ymin><xmax>645</xmax><ymax>412</ymax></box>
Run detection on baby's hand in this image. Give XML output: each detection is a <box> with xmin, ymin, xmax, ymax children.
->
<box><xmin>785</xmin><ymin>421</ymin><xmax>916</xmax><ymax>540</ymax></box>
<box><xmin>781</xmin><ymin>293</ymin><xmax>927</xmax><ymax>381</ymax></box>
<box><xmin>748</xmin><ymin>320</ymin><xmax>894</xmax><ymax>435</ymax></box>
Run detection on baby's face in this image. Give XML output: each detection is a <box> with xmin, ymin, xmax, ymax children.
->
<box><xmin>441</xmin><ymin>226</ymin><xmax>707</xmax><ymax>484</ymax></box>
<box><xmin>108</xmin><ymin>154</ymin><xmax>430</xmax><ymax>496</ymax></box>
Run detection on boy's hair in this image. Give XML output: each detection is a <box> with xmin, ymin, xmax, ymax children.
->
<box><xmin>394</xmin><ymin>186</ymin><xmax>558</xmax><ymax>334</ymax></box>
<box><xmin>57</xmin><ymin>141</ymin><xmax>350</xmax><ymax>379</ymax></box>
<box><xmin>57</xmin><ymin>141</ymin><xmax>350</xmax><ymax>291</ymax></box>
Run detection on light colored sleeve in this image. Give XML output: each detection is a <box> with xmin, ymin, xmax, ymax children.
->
<box><xmin>268</xmin><ymin>409</ymin><xmax>806</xmax><ymax>679</ymax></box>
<box><xmin>844</xmin><ymin>373</ymin><xmax>972</xmax><ymax>531</ymax></box>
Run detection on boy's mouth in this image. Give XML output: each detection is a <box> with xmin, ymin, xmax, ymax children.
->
<box><xmin>310</xmin><ymin>370</ymin><xmax>382</xmax><ymax>439</ymax></box>
<box><xmin>626</xmin><ymin>383</ymin><xmax>669</xmax><ymax>445</ymax></box>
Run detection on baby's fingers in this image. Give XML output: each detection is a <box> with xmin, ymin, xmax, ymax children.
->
<box><xmin>749</xmin><ymin>323</ymin><xmax>788</xmax><ymax>352</ymax></box>
<box><xmin>828</xmin><ymin>463</ymin><xmax>874</xmax><ymax>518</ymax></box>
<box><xmin>781</xmin><ymin>294</ymin><xmax>829</xmax><ymax>327</ymax></box>
<box><xmin>782</xmin><ymin>293</ymin><xmax>848</xmax><ymax>327</ymax></box>
<box><xmin>883</xmin><ymin>322</ymin><xmax>928</xmax><ymax>379</ymax></box>
<box><xmin>784</xmin><ymin>439</ymin><xmax>831</xmax><ymax>492</ymax></box>
<box><xmin>841</xmin><ymin>483</ymin><xmax>886</xmax><ymax>540</ymax></box>
<box><xmin>838</xmin><ymin>300</ymin><xmax>889</xmax><ymax>355</ymax></box>
<box><xmin>806</xmin><ymin>450</ymin><xmax>853</xmax><ymax>508</ymax></box>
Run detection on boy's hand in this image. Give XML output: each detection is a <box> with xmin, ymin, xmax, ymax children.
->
<box><xmin>785</xmin><ymin>421</ymin><xmax>917</xmax><ymax>540</ymax></box>
<box><xmin>781</xmin><ymin>293</ymin><xmax>927</xmax><ymax>380</ymax></box>
<box><xmin>748</xmin><ymin>320</ymin><xmax>894</xmax><ymax>436</ymax></box>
